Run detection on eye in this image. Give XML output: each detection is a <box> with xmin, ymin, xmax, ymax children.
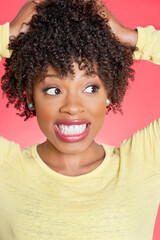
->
<box><xmin>44</xmin><ymin>87</ymin><xmax>61</xmax><ymax>96</ymax></box>
<box><xmin>83</xmin><ymin>84</ymin><xmax>100</xmax><ymax>94</ymax></box>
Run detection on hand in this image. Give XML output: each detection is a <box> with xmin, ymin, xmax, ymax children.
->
<box><xmin>9</xmin><ymin>0</ymin><xmax>41</xmax><ymax>38</ymax></box>
<box><xmin>96</xmin><ymin>0</ymin><xmax>138</xmax><ymax>47</ymax></box>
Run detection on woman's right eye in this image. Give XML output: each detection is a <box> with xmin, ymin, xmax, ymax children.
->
<box><xmin>44</xmin><ymin>87</ymin><xmax>61</xmax><ymax>96</ymax></box>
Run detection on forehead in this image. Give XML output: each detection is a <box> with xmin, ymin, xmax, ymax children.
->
<box><xmin>34</xmin><ymin>61</ymin><xmax>108</xmax><ymax>95</ymax></box>
<box><xmin>46</xmin><ymin>61</ymin><xmax>99</xmax><ymax>80</ymax></box>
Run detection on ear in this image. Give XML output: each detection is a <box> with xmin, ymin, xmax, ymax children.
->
<box><xmin>26</xmin><ymin>92</ymin><xmax>35</xmax><ymax>111</ymax></box>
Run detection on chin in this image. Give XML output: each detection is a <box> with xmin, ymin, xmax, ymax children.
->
<box><xmin>49</xmin><ymin>138</ymin><xmax>94</xmax><ymax>154</ymax></box>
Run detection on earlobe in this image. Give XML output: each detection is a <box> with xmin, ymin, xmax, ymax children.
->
<box><xmin>106</xmin><ymin>99</ymin><xmax>110</xmax><ymax>105</ymax></box>
<box><xmin>29</xmin><ymin>103</ymin><xmax>34</xmax><ymax>109</ymax></box>
<box><xmin>26</xmin><ymin>94</ymin><xmax>35</xmax><ymax>110</ymax></box>
<box><xmin>28</xmin><ymin>101</ymin><xmax>35</xmax><ymax>110</ymax></box>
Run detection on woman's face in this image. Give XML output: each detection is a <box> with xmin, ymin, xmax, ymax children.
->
<box><xmin>32</xmin><ymin>62</ymin><xmax>108</xmax><ymax>154</ymax></box>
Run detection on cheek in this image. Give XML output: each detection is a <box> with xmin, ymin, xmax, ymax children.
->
<box><xmin>35</xmin><ymin>103</ymin><xmax>59</xmax><ymax>141</ymax></box>
<box><xmin>87</xmin><ymin>98</ymin><xmax>107</xmax><ymax>131</ymax></box>
<box><xmin>35</xmin><ymin>103</ymin><xmax>56</xmax><ymax>131</ymax></box>
<box><xmin>36</xmin><ymin>104</ymin><xmax>53</xmax><ymax>119</ymax></box>
<box><xmin>87</xmin><ymin>95</ymin><xmax>107</xmax><ymax>117</ymax></box>
<box><xmin>33</xmin><ymin>92</ymin><xmax>56</xmax><ymax>132</ymax></box>
<box><xmin>93</xmin><ymin>102</ymin><xmax>106</xmax><ymax>117</ymax></box>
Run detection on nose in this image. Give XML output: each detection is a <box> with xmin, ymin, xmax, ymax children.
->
<box><xmin>59</xmin><ymin>94</ymin><xmax>85</xmax><ymax>115</ymax></box>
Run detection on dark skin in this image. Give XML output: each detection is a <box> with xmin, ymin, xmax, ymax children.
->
<box><xmin>31</xmin><ymin>62</ymin><xmax>108</xmax><ymax>176</ymax></box>
<box><xmin>9</xmin><ymin>0</ymin><xmax>138</xmax><ymax>176</ymax></box>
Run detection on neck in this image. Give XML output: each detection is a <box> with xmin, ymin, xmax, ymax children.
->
<box><xmin>37</xmin><ymin>140</ymin><xmax>105</xmax><ymax>176</ymax></box>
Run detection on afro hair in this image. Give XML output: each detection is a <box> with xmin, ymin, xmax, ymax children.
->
<box><xmin>1</xmin><ymin>0</ymin><xmax>135</xmax><ymax>120</ymax></box>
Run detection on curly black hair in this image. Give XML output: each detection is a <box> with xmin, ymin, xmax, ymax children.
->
<box><xmin>1</xmin><ymin>0</ymin><xmax>135</xmax><ymax>120</ymax></box>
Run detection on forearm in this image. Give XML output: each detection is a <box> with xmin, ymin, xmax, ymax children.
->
<box><xmin>97</xmin><ymin>1</ymin><xmax>160</xmax><ymax>64</ymax></box>
<box><xmin>111</xmin><ymin>25</ymin><xmax>138</xmax><ymax>47</ymax></box>
<box><xmin>96</xmin><ymin>0</ymin><xmax>138</xmax><ymax>47</ymax></box>
<box><xmin>107</xmin><ymin>13</ymin><xmax>138</xmax><ymax>47</ymax></box>
<box><xmin>0</xmin><ymin>0</ymin><xmax>39</xmax><ymax>62</ymax></box>
<box><xmin>117</xmin><ymin>25</ymin><xmax>160</xmax><ymax>65</ymax></box>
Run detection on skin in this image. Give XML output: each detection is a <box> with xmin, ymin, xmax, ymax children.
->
<box><xmin>30</xmin><ymin>62</ymin><xmax>108</xmax><ymax>176</ymax></box>
<box><xmin>9</xmin><ymin>0</ymin><xmax>138</xmax><ymax>176</ymax></box>
<box><xmin>10</xmin><ymin>0</ymin><xmax>41</xmax><ymax>37</ymax></box>
<box><xmin>96</xmin><ymin>0</ymin><xmax>138</xmax><ymax>46</ymax></box>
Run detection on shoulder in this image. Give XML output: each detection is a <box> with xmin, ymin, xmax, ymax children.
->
<box><xmin>0</xmin><ymin>137</ymin><xmax>21</xmax><ymax>156</ymax></box>
<box><xmin>120</xmin><ymin>117</ymin><xmax>160</xmax><ymax>149</ymax></box>
<box><xmin>0</xmin><ymin>137</ymin><xmax>38</xmax><ymax>179</ymax></box>
<box><xmin>120</xmin><ymin>117</ymin><xmax>160</xmax><ymax>173</ymax></box>
<box><xmin>0</xmin><ymin>137</ymin><xmax>22</xmax><ymax>168</ymax></box>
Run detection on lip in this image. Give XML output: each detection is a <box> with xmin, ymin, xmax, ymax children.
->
<box><xmin>54</xmin><ymin>122</ymin><xmax>91</xmax><ymax>143</ymax></box>
<box><xmin>55</xmin><ymin>119</ymin><xmax>90</xmax><ymax>126</ymax></box>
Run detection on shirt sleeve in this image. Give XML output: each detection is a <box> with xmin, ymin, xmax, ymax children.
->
<box><xmin>120</xmin><ymin>118</ymin><xmax>160</xmax><ymax>173</ymax></box>
<box><xmin>133</xmin><ymin>26</ymin><xmax>160</xmax><ymax>64</ymax></box>
<box><xmin>0</xmin><ymin>23</ymin><xmax>12</xmax><ymax>62</ymax></box>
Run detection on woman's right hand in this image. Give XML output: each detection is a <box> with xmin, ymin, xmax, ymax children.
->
<box><xmin>9</xmin><ymin>0</ymin><xmax>41</xmax><ymax>38</ymax></box>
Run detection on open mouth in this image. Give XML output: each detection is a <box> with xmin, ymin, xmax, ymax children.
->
<box><xmin>56</xmin><ymin>123</ymin><xmax>89</xmax><ymax>136</ymax></box>
<box><xmin>54</xmin><ymin>123</ymin><xmax>91</xmax><ymax>143</ymax></box>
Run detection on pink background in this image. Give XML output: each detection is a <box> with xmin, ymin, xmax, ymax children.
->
<box><xmin>0</xmin><ymin>0</ymin><xmax>160</xmax><ymax>149</ymax></box>
<box><xmin>0</xmin><ymin>0</ymin><xmax>160</xmax><ymax>238</ymax></box>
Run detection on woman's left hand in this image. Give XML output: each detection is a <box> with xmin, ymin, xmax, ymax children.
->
<box><xmin>96</xmin><ymin>0</ymin><xmax>138</xmax><ymax>47</ymax></box>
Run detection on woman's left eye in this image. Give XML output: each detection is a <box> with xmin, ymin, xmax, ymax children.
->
<box><xmin>83</xmin><ymin>85</ymin><xmax>100</xmax><ymax>94</ymax></box>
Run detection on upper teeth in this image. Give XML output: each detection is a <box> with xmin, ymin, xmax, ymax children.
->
<box><xmin>58</xmin><ymin>124</ymin><xmax>87</xmax><ymax>135</ymax></box>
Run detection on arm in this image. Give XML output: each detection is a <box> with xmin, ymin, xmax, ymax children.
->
<box><xmin>1</xmin><ymin>0</ymin><xmax>160</xmax><ymax>64</ymax></box>
<box><xmin>0</xmin><ymin>0</ymin><xmax>39</xmax><ymax>62</ymax></box>
<box><xmin>0</xmin><ymin>0</ymin><xmax>137</xmax><ymax>62</ymax></box>
<box><xmin>97</xmin><ymin>0</ymin><xmax>160</xmax><ymax>65</ymax></box>
<box><xmin>96</xmin><ymin>0</ymin><xmax>138</xmax><ymax>47</ymax></box>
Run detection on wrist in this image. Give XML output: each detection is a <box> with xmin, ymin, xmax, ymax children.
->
<box><xmin>116</xmin><ymin>26</ymin><xmax>138</xmax><ymax>47</ymax></box>
<box><xmin>9</xmin><ymin>22</ymin><xmax>16</xmax><ymax>38</ymax></box>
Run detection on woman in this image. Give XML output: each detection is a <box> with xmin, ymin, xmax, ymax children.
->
<box><xmin>0</xmin><ymin>0</ymin><xmax>159</xmax><ymax>239</ymax></box>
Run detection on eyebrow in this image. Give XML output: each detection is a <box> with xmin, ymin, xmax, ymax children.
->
<box><xmin>45</xmin><ymin>71</ymin><xmax>99</xmax><ymax>79</ymax></box>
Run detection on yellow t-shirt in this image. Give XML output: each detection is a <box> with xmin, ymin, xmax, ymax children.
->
<box><xmin>0</xmin><ymin>24</ymin><xmax>160</xmax><ymax>239</ymax></box>
<box><xmin>0</xmin><ymin>118</ymin><xmax>160</xmax><ymax>240</ymax></box>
